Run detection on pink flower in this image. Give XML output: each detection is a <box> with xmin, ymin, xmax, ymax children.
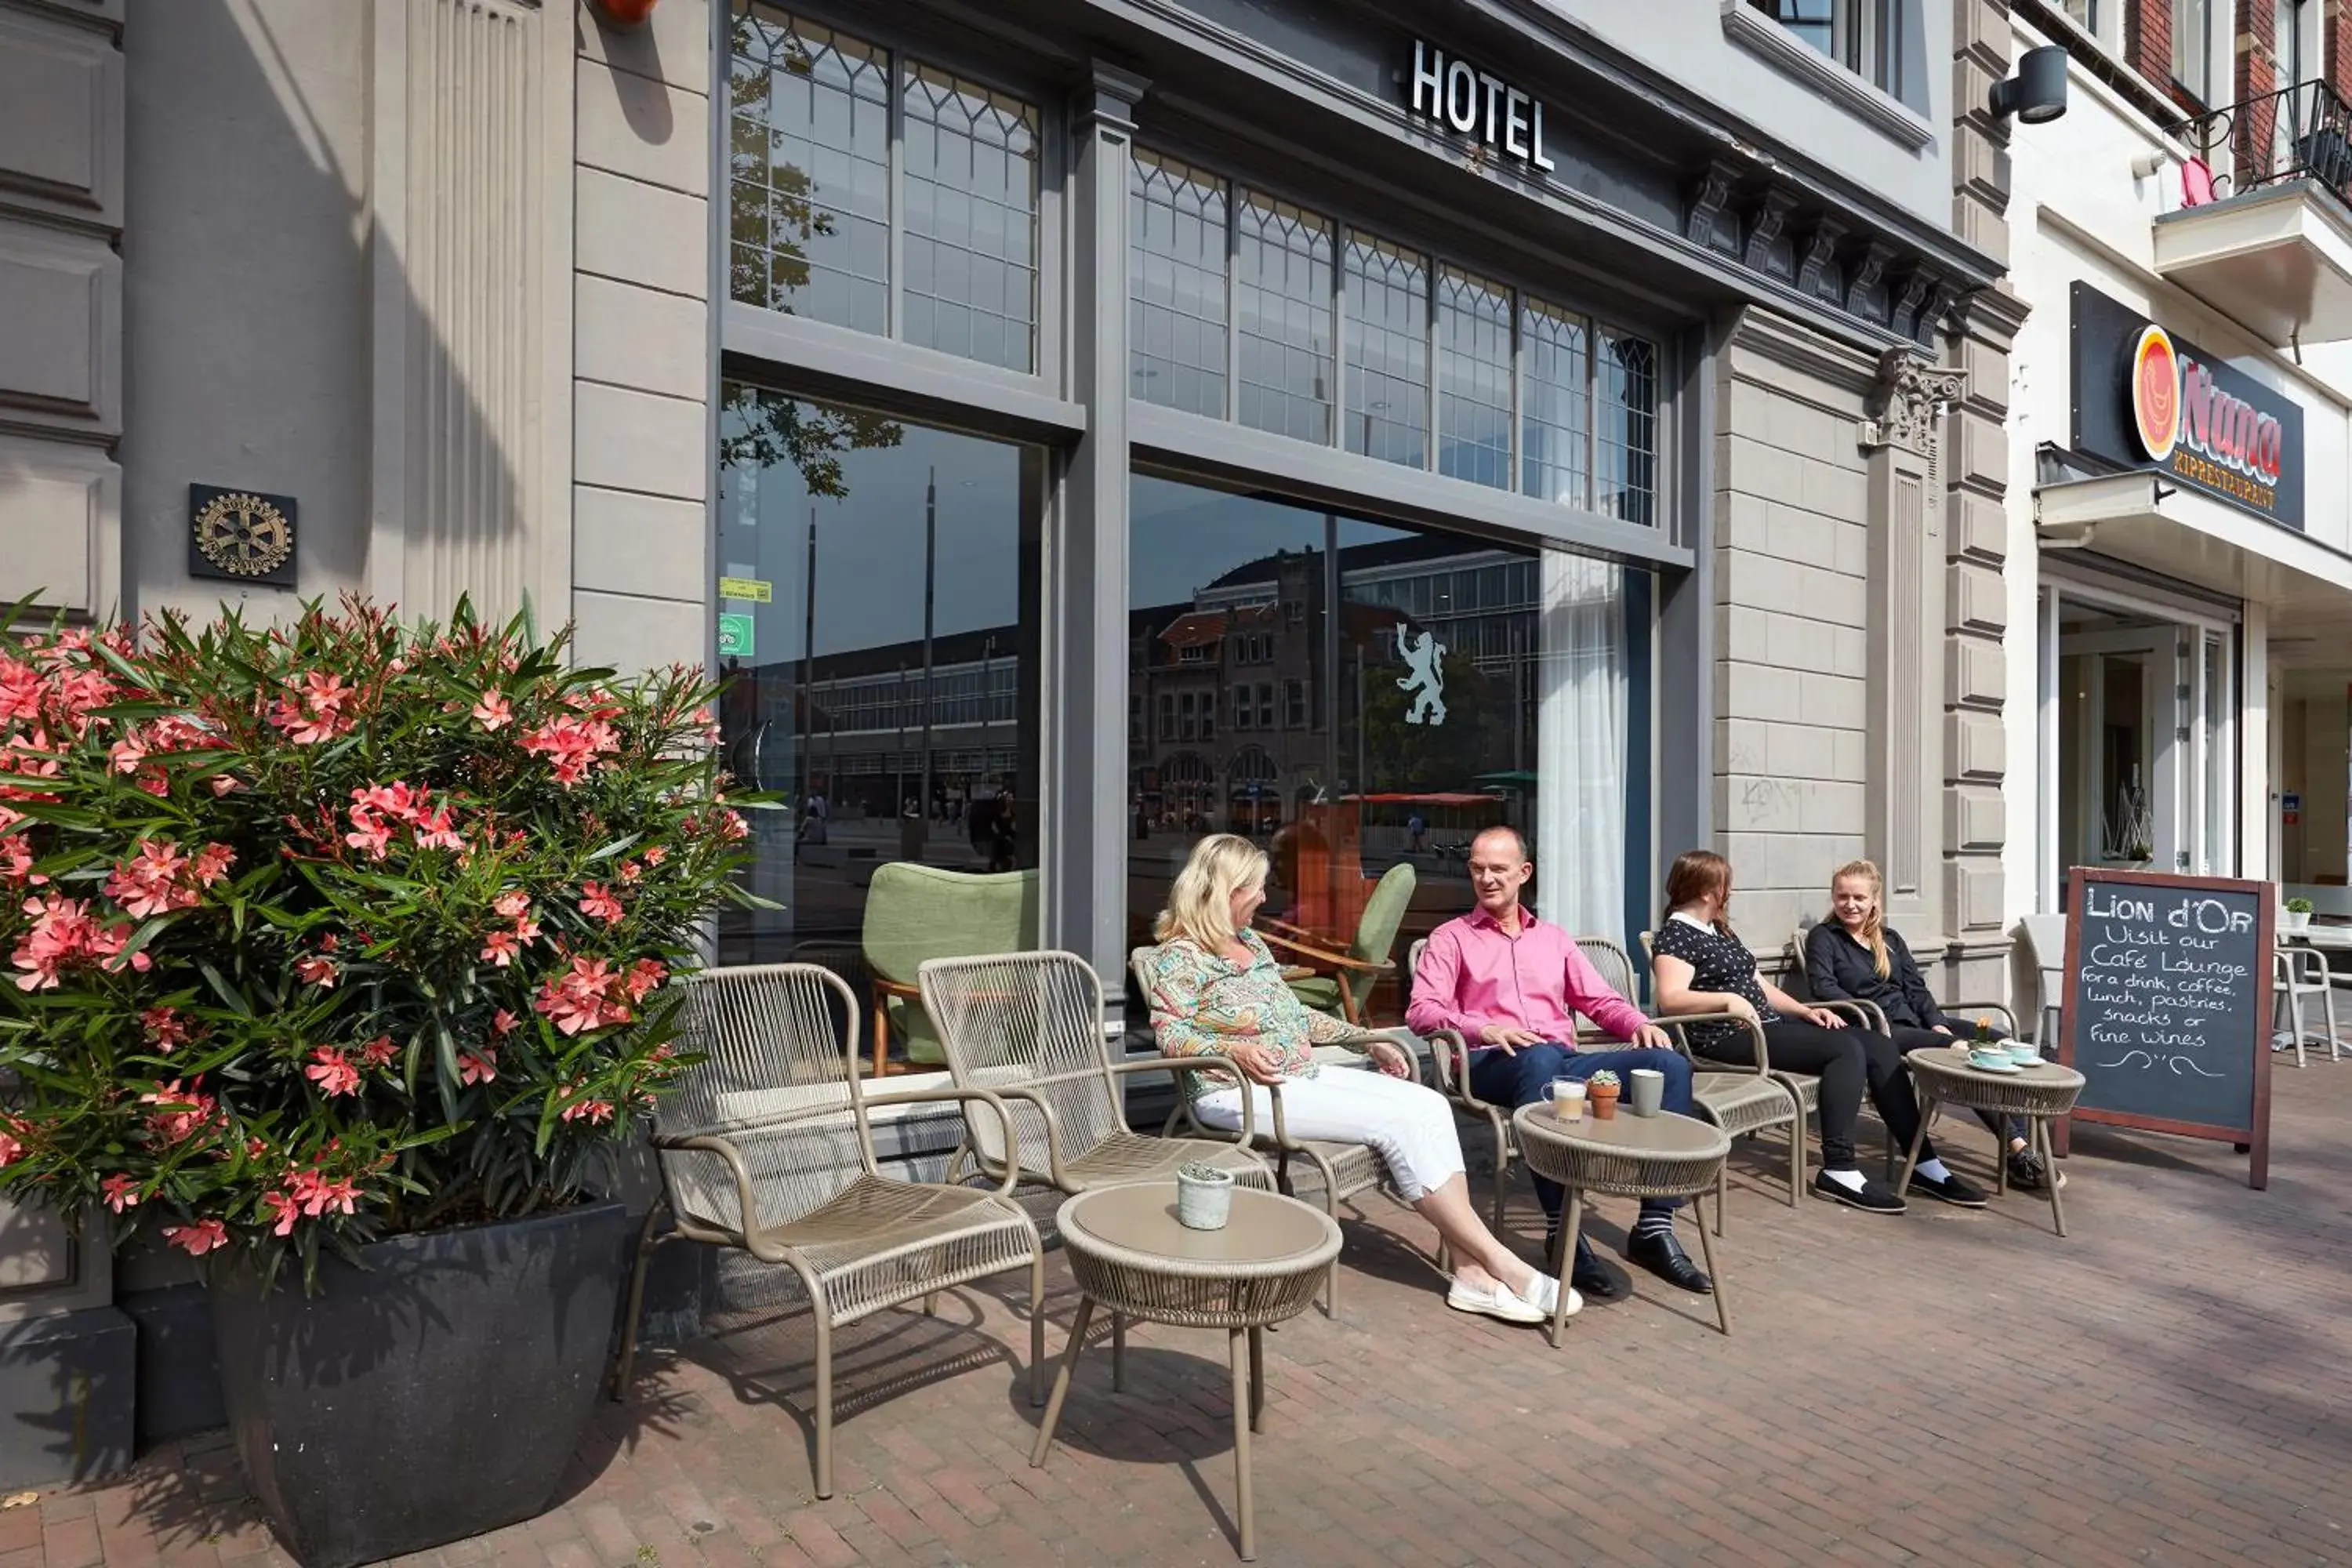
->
<box><xmin>294</xmin><ymin>955</ymin><xmax>337</xmax><ymax>988</ymax></box>
<box><xmin>269</xmin><ymin>671</ymin><xmax>354</xmax><ymax>746</ymax></box>
<box><xmin>305</xmin><ymin>1047</ymin><xmax>360</xmax><ymax>1097</ymax></box>
<box><xmin>0</xmin><ymin>1131</ymin><xmax>20</xmax><ymax>1166</ymax></box>
<box><xmin>0</xmin><ymin>834</ymin><xmax>42</xmax><ymax>887</ymax></box>
<box><xmin>492</xmin><ymin>1008</ymin><xmax>521</xmax><ymax>1038</ymax></box>
<box><xmin>13</xmin><ymin>895</ymin><xmax>144</xmax><ymax>990</ymax></box>
<box><xmin>518</xmin><ymin>714</ymin><xmax>619</xmax><ymax>787</ymax></box>
<box><xmin>191</xmin><ymin>843</ymin><xmax>236</xmax><ymax>887</ymax></box>
<box><xmin>618</xmin><ymin>858</ymin><xmax>643</xmax><ymax>884</ymax></box>
<box><xmin>107</xmin><ymin>732</ymin><xmax>148</xmax><ymax>775</ymax></box>
<box><xmin>359</xmin><ymin>1035</ymin><xmax>397</xmax><ymax>1069</ymax></box>
<box><xmin>479</xmin><ymin>930</ymin><xmax>521</xmax><ymax>967</ymax></box>
<box><xmin>163</xmin><ymin>1219</ymin><xmax>230</xmax><ymax>1257</ymax></box>
<box><xmin>141</xmin><ymin>1006</ymin><xmax>189</xmax><ymax>1053</ymax></box>
<box><xmin>492</xmin><ymin>890</ymin><xmax>532</xmax><ymax>920</ymax></box>
<box><xmin>535</xmin><ymin>955</ymin><xmax>627</xmax><ymax>1036</ymax></box>
<box><xmin>100</xmin><ymin>1174</ymin><xmax>140</xmax><ymax>1214</ymax></box>
<box><xmin>102</xmin><ymin>839</ymin><xmax>198</xmax><ymax>919</ymax></box>
<box><xmin>579</xmin><ymin>884</ymin><xmax>624</xmax><ymax>925</ymax></box>
<box><xmin>411</xmin><ymin>801</ymin><xmax>464</xmax><ymax>853</ymax></box>
<box><xmin>140</xmin><ymin>1080</ymin><xmax>217</xmax><ymax>1146</ymax></box>
<box><xmin>263</xmin><ymin>1192</ymin><xmax>299</xmax><ymax>1237</ymax></box>
<box><xmin>459</xmin><ymin>1047</ymin><xmax>498</xmax><ymax>1087</ymax></box>
<box><xmin>642</xmin><ymin>845</ymin><xmax>667</xmax><ymax>867</ymax></box>
<box><xmin>471</xmin><ymin>690</ymin><xmax>513</xmax><ymax>731</ymax></box>
<box><xmin>344</xmin><ymin>808</ymin><xmax>392</xmax><ymax>861</ymax></box>
<box><xmin>625</xmin><ymin>958</ymin><xmax>668</xmax><ymax>1003</ymax></box>
<box><xmin>288</xmin><ymin>1167</ymin><xmax>359</xmax><ymax>1218</ymax></box>
<box><xmin>559</xmin><ymin>1094</ymin><xmax>616</xmax><ymax>1126</ymax></box>
<box><xmin>209</xmin><ymin>774</ymin><xmax>242</xmax><ymax>797</ymax></box>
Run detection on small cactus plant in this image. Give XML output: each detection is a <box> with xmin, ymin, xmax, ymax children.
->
<box><xmin>1585</xmin><ymin>1070</ymin><xmax>1620</xmax><ymax>1090</ymax></box>
<box><xmin>1177</xmin><ymin>1160</ymin><xmax>1232</xmax><ymax>1185</ymax></box>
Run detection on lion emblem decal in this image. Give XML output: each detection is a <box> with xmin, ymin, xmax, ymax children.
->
<box><xmin>1394</xmin><ymin>622</ymin><xmax>1447</xmax><ymax>727</ymax></box>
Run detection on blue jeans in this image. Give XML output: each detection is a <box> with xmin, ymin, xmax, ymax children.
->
<box><xmin>1468</xmin><ymin>1044</ymin><xmax>1695</xmax><ymax>1226</ymax></box>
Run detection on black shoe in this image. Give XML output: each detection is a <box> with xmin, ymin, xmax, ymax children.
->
<box><xmin>2005</xmin><ymin>1147</ymin><xmax>2066</xmax><ymax>1191</ymax></box>
<box><xmin>1908</xmin><ymin>1167</ymin><xmax>1990</xmax><ymax>1207</ymax></box>
<box><xmin>1625</xmin><ymin>1230</ymin><xmax>1712</xmax><ymax>1294</ymax></box>
<box><xmin>1546</xmin><ymin>1227</ymin><xmax>1620</xmax><ymax>1298</ymax></box>
<box><xmin>1810</xmin><ymin>1169</ymin><xmax>1907</xmax><ymax>1213</ymax></box>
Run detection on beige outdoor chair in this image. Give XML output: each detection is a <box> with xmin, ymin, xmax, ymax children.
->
<box><xmin>1128</xmin><ymin>945</ymin><xmax>1409</xmax><ymax>1315</ymax></box>
<box><xmin>2014</xmin><ymin>913</ymin><xmax>2069</xmax><ymax>1048</ymax></box>
<box><xmin>2275</xmin><ymin>946</ymin><xmax>2342</xmax><ymax>1067</ymax></box>
<box><xmin>612</xmin><ymin>963</ymin><xmax>1045</xmax><ymax>1501</ymax></box>
<box><xmin>918</xmin><ymin>949</ymin><xmax>1276</xmax><ymax>1196</ymax></box>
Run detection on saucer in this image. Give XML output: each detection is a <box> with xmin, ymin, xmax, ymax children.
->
<box><xmin>1966</xmin><ymin>1057</ymin><xmax>2023</xmax><ymax>1074</ymax></box>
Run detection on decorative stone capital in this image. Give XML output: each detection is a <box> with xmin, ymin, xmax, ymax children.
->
<box><xmin>1860</xmin><ymin>347</ymin><xmax>1968</xmax><ymax>456</ymax></box>
<box><xmin>1076</xmin><ymin>62</ymin><xmax>1149</xmax><ymax>136</ymax></box>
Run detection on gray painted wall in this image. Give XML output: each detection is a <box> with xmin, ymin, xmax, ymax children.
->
<box><xmin>1553</xmin><ymin>0</ymin><xmax>1955</xmax><ymax>229</ymax></box>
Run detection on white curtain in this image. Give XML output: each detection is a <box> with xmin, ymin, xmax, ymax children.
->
<box><xmin>1535</xmin><ymin>551</ymin><xmax>1628</xmax><ymax>943</ymax></box>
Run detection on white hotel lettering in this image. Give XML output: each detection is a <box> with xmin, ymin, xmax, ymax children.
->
<box><xmin>1410</xmin><ymin>41</ymin><xmax>1557</xmax><ymax>172</ymax></box>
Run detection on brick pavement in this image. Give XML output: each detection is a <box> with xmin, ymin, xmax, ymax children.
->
<box><xmin>32</xmin><ymin>1051</ymin><xmax>2352</xmax><ymax>1566</ymax></box>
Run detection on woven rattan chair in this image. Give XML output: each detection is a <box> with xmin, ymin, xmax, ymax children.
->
<box><xmin>1580</xmin><ymin>935</ymin><xmax>1801</xmax><ymax>1230</ymax></box>
<box><xmin>918</xmin><ymin>950</ymin><xmax>1276</xmax><ymax>1196</ymax></box>
<box><xmin>612</xmin><ymin>964</ymin><xmax>1045</xmax><ymax>1500</ymax></box>
<box><xmin>1127</xmin><ymin>945</ymin><xmax>1403</xmax><ymax>1315</ymax></box>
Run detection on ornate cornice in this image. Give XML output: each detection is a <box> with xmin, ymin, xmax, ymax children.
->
<box><xmin>1860</xmin><ymin>347</ymin><xmax>1969</xmax><ymax>456</ymax></box>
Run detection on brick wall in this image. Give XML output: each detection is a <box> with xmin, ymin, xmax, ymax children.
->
<box><xmin>2328</xmin><ymin>0</ymin><xmax>2352</xmax><ymax>105</ymax></box>
<box><xmin>2238</xmin><ymin>0</ymin><xmax>2279</xmax><ymax>186</ymax></box>
<box><xmin>2125</xmin><ymin>0</ymin><xmax>2175</xmax><ymax>93</ymax></box>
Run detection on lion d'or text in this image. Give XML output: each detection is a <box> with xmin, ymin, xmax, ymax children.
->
<box><xmin>1405</xmin><ymin>41</ymin><xmax>1558</xmax><ymax>172</ymax></box>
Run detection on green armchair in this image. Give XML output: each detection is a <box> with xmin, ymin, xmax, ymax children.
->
<box><xmin>861</xmin><ymin>862</ymin><xmax>1039</xmax><ymax>1075</ymax></box>
<box><xmin>1260</xmin><ymin>861</ymin><xmax>1416</xmax><ymax>1025</ymax></box>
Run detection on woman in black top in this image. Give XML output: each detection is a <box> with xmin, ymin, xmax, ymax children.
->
<box><xmin>1650</xmin><ymin>850</ymin><xmax>1986</xmax><ymax>1213</ymax></box>
<box><xmin>1805</xmin><ymin>861</ymin><xmax>2054</xmax><ymax>1192</ymax></box>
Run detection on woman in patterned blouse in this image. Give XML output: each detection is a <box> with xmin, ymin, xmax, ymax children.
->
<box><xmin>1650</xmin><ymin>849</ymin><xmax>1986</xmax><ymax>1214</ymax></box>
<box><xmin>1145</xmin><ymin>833</ymin><xmax>1566</xmax><ymax>1326</ymax></box>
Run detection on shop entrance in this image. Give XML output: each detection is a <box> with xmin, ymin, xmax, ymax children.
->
<box><xmin>2042</xmin><ymin>586</ymin><xmax>2238</xmax><ymax>909</ymax></box>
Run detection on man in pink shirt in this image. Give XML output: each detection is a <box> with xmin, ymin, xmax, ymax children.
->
<box><xmin>1408</xmin><ymin>826</ymin><xmax>1708</xmax><ymax>1298</ymax></box>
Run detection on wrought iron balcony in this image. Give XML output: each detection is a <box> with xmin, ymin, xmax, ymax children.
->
<box><xmin>2154</xmin><ymin>79</ymin><xmax>2352</xmax><ymax>349</ymax></box>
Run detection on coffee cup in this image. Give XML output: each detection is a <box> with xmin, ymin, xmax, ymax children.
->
<box><xmin>2007</xmin><ymin>1043</ymin><xmax>2042</xmax><ymax>1067</ymax></box>
<box><xmin>1628</xmin><ymin>1067</ymin><xmax>1665</xmax><ymax>1117</ymax></box>
<box><xmin>1969</xmin><ymin>1047</ymin><xmax>2009</xmax><ymax>1069</ymax></box>
<box><xmin>1548</xmin><ymin>1077</ymin><xmax>1586</xmax><ymax>1121</ymax></box>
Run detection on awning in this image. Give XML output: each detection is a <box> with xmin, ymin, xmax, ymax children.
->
<box><xmin>2034</xmin><ymin>473</ymin><xmax>2352</xmax><ymax>646</ymax></box>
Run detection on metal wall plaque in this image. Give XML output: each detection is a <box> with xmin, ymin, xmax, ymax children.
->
<box><xmin>188</xmin><ymin>485</ymin><xmax>299</xmax><ymax>586</ymax></box>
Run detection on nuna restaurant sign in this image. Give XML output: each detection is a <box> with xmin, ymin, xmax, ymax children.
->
<box><xmin>1404</xmin><ymin>40</ymin><xmax>1558</xmax><ymax>172</ymax></box>
<box><xmin>2070</xmin><ymin>282</ymin><xmax>2305</xmax><ymax>531</ymax></box>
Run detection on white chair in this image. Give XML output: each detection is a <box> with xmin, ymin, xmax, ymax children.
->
<box><xmin>2015</xmin><ymin>914</ymin><xmax>2069</xmax><ymax>1049</ymax></box>
<box><xmin>2274</xmin><ymin>946</ymin><xmax>2341</xmax><ymax>1068</ymax></box>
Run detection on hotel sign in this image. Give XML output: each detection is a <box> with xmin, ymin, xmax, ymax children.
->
<box><xmin>2071</xmin><ymin>282</ymin><xmax>2304</xmax><ymax>530</ymax></box>
<box><xmin>1405</xmin><ymin>41</ymin><xmax>1556</xmax><ymax>172</ymax></box>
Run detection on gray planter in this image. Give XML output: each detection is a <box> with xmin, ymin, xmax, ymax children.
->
<box><xmin>209</xmin><ymin>1201</ymin><xmax>629</xmax><ymax>1568</ymax></box>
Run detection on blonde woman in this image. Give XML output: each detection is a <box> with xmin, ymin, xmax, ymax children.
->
<box><xmin>1142</xmin><ymin>833</ymin><xmax>1568</xmax><ymax>1326</ymax></box>
<box><xmin>1805</xmin><ymin>861</ymin><xmax>2056</xmax><ymax>1192</ymax></box>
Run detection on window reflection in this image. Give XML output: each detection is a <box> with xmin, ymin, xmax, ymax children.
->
<box><xmin>1128</xmin><ymin>477</ymin><xmax>1643</xmax><ymax>1024</ymax></box>
<box><xmin>716</xmin><ymin>384</ymin><xmax>1043</xmax><ymax>999</ymax></box>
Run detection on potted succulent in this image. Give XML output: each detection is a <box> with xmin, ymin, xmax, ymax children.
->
<box><xmin>0</xmin><ymin>597</ymin><xmax>753</xmax><ymax>1567</ymax></box>
<box><xmin>1585</xmin><ymin>1069</ymin><xmax>1621</xmax><ymax>1120</ymax></box>
<box><xmin>2284</xmin><ymin>897</ymin><xmax>2314</xmax><ymax>937</ymax></box>
<box><xmin>1175</xmin><ymin>1159</ymin><xmax>1235</xmax><ymax>1229</ymax></box>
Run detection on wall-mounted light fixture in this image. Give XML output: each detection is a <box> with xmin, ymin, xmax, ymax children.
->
<box><xmin>592</xmin><ymin>0</ymin><xmax>659</xmax><ymax>28</ymax></box>
<box><xmin>1989</xmin><ymin>45</ymin><xmax>2069</xmax><ymax>124</ymax></box>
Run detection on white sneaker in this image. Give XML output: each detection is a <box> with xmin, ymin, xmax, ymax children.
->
<box><xmin>1516</xmin><ymin>1272</ymin><xmax>1582</xmax><ymax>1320</ymax></box>
<box><xmin>1446</xmin><ymin>1276</ymin><xmax>1547</xmax><ymax>1325</ymax></box>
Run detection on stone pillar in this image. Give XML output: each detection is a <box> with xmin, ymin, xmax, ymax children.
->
<box><xmin>1053</xmin><ymin>64</ymin><xmax>1148</xmax><ymax>1007</ymax></box>
<box><xmin>0</xmin><ymin>0</ymin><xmax>124</xmax><ymax>623</ymax></box>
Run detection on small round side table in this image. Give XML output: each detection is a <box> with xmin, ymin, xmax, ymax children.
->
<box><xmin>1509</xmin><ymin>1105</ymin><xmax>1732</xmax><ymax>1342</ymax></box>
<box><xmin>1898</xmin><ymin>1049</ymin><xmax>2085</xmax><ymax>1236</ymax></box>
<box><xmin>1033</xmin><ymin>1182</ymin><xmax>1341</xmax><ymax>1562</ymax></box>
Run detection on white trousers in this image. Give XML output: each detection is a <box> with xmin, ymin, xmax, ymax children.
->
<box><xmin>1192</xmin><ymin>1068</ymin><xmax>1466</xmax><ymax>1203</ymax></box>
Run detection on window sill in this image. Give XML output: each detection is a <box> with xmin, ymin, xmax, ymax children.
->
<box><xmin>1718</xmin><ymin>0</ymin><xmax>1936</xmax><ymax>151</ymax></box>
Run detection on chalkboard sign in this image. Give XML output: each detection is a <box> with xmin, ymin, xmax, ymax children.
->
<box><xmin>2059</xmin><ymin>867</ymin><xmax>2273</xmax><ymax>1189</ymax></box>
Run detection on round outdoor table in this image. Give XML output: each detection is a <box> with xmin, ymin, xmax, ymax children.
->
<box><xmin>1509</xmin><ymin>1105</ymin><xmax>1732</xmax><ymax>1342</ymax></box>
<box><xmin>1897</xmin><ymin>1049</ymin><xmax>2085</xmax><ymax>1237</ymax></box>
<box><xmin>1032</xmin><ymin>1182</ymin><xmax>1341</xmax><ymax>1562</ymax></box>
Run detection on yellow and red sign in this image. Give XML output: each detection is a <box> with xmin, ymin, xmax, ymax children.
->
<box><xmin>2129</xmin><ymin>324</ymin><xmax>2180</xmax><ymax>463</ymax></box>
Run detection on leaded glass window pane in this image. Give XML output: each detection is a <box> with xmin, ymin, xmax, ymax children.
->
<box><xmin>1345</xmin><ymin>233</ymin><xmax>1428</xmax><ymax>469</ymax></box>
<box><xmin>1236</xmin><ymin>193</ymin><xmax>1335</xmax><ymax>444</ymax></box>
<box><xmin>1131</xmin><ymin>149</ymin><xmax>1229</xmax><ymax>418</ymax></box>
<box><xmin>1520</xmin><ymin>298</ymin><xmax>1588</xmax><ymax>508</ymax></box>
<box><xmin>1437</xmin><ymin>267</ymin><xmax>1512</xmax><ymax>491</ymax></box>
<box><xmin>902</xmin><ymin>63</ymin><xmax>1040</xmax><ymax>372</ymax></box>
<box><xmin>1597</xmin><ymin>329</ymin><xmax>1659</xmax><ymax>526</ymax></box>
<box><xmin>729</xmin><ymin>8</ymin><xmax>889</xmax><ymax>334</ymax></box>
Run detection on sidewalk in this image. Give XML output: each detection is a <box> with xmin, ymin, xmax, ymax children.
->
<box><xmin>30</xmin><ymin>1050</ymin><xmax>2352</xmax><ymax>1567</ymax></box>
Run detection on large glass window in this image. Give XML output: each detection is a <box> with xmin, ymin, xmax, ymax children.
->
<box><xmin>1127</xmin><ymin>476</ymin><xmax>1648</xmax><ymax>1024</ymax></box>
<box><xmin>715</xmin><ymin>383</ymin><xmax>1043</xmax><ymax>999</ymax></box>
<box><xmin>2172</xmin><ymin>0</ymin><xmax>2210</xmax><ymax>100</ymax></box>
<box><xmin>1131</xmin><ymin>151</ymin><xmax>1229</xmax><ymax>418</ymax></box>
<box><xmin>1747</xmin><ymin>0</ymin><xmax>1901</xmax><ymax>93</ymax></box>
<box><xmin>728</xmin><ymin>5</ymin><xmax>1041</xmax><ymax>372</ymax></box>
<box><xmin>1345</xmin><ymin>234</ymin><xmax>1431</xmax><ymax>468</ymax></box>
<box><xmin>1236</xmin><ymin>193</ymin><xmax>1337</xmax><ymax>444</ymax></box>
<box><xmin>1597</xmin><ymin>329</ymin><xmax>1660</xmax><ymax>526</ymax></box>
<box><xmin>1437</xmin><ymin>267</ymin><xmax>1513</xmax><ymax>491</ymax></box>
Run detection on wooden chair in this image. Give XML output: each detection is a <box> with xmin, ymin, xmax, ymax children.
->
<box><xmin>613</xmin><ymin>963</ymin><xmax>1046</xmax><ymax>1500</ymax></box>
<box><xmin>1127</xmin><ymin>946</ymin><xmax>1406</xmax><ymax>1315</ymax></box>
<box><xmin>860</xmin><ymin>862</ymin><xmax>1038</xmax><ymax>1076</ymax></box>
<box><xmin>1259</xmin><ymin>862</ymin><xmax>1417</xmax><ymax>1025</ymax></box>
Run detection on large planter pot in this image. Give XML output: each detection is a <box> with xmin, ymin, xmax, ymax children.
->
<box><xmin>209</xmin><ymin>1201</ymin><xmax>630</xmax><ymax>1568</ymax></box>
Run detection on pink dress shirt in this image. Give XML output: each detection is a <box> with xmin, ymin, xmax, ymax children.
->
<box><xmin>1406</xmin><ymin>907</ymin><xmax>1650</xmax><ymax>1047</ymax></box>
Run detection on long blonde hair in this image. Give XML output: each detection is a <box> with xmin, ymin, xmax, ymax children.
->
<box><xmin>1828</xmin><ymin>859</ymin><xmax>1891</xmax><ymax>979</ymax></box>
<box><xmin>1155</xmin><ymin>833</ymin><xmax>1269</xmax><ymax>953</ymax></box>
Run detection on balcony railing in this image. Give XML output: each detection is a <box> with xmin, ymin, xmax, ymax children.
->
<box><xmin>2182</xmin><ymin>78</ymin><xmax>2352</xmax><ymax>212</ymax></box>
